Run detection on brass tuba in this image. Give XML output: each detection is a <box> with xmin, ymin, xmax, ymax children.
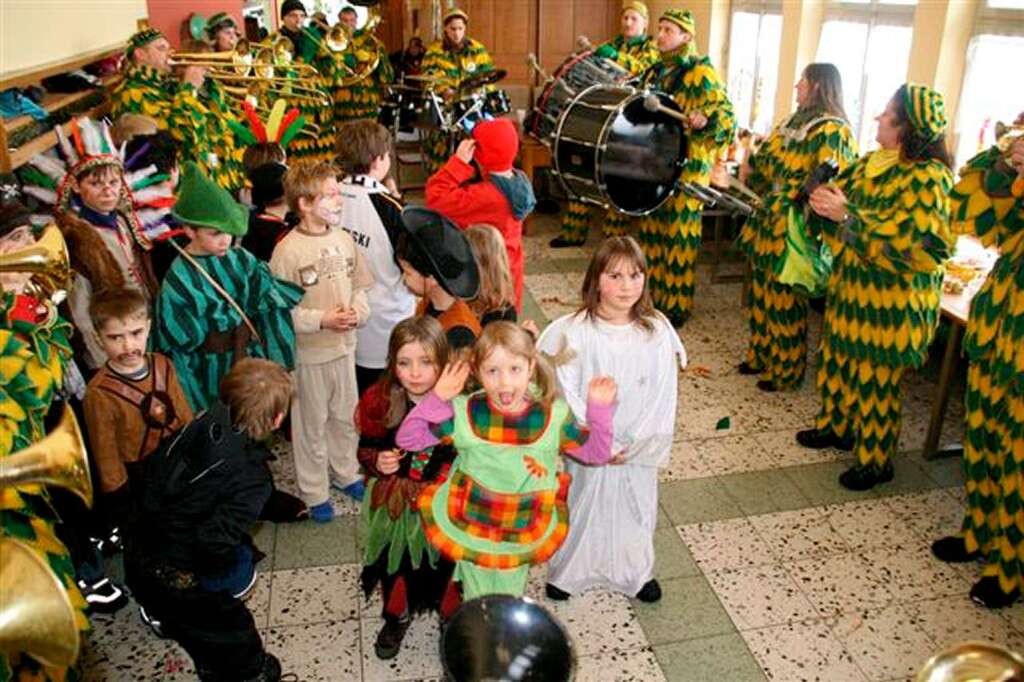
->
<box><xmin>0</xmin><ymin>224</ymin><xmax>71</xmax><ymax>303</ymax></box>
<box><xmin>333</xmin><ymin>0</ymin><xmax>385</xmax><ymax>88</ymax></box>
<box><xmin>0</xmin><ymin>538</ymin><xmax>81</xmax><ymax>668</ymax></box>
<box><xmin>916</xmin><ymin>641</ymin><xmax>1024</xmax><ymax>681</ymax></box>
<box><xmin>0</xmin><ymin>405</ymin><xmax>93</xmax><ymax>508</ymax></box>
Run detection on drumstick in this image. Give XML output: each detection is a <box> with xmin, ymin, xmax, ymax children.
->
<box><xmin>643</xmin><ymin>94</ymin><xmax>692</xmax><ymax>127</ymax></box>
<box><xmin>525</xmin><ymin>53</ymin><xmax>552</xmax><ymax>82</ymax></box>
<box><xmin>576</xmin><ymin>35</ymin><xmax>593</xmax><ymax>52</ymax></box>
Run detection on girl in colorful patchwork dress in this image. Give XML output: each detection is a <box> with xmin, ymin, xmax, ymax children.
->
<box><xmin>396</xmin><ymin>322</ymin><xmax>618</xmax><ymax>599</ymax></box>
<box><xmin>357</xmin><ymin>316</ymin><xmax>459</xmax><ymax>659</ymax></box>
<box><xmin>537</xmin><ymin>237</ymin><xmax>686</xmax><ymax>603</ymax></box>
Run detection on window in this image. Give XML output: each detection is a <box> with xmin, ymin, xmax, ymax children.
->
<box><xmin>953</xmin><ymin>2</ymin><xmax>1024</xmax><ymax>168</ymax></box>
<box><xmin>725</xmin><ymin>1</ymin><xmax>783</xmax><ymax>135</ymax></box>
<box><xmin>815</xmin><ymin>0</ymin><xmax>916</xmax><ymax>151</ymax></box>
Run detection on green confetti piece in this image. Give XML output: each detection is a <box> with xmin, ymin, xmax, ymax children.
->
<box><xmin>716</xmin><ymin>416</ymin><xmax>731</xmax><ymax>430</ymax></box>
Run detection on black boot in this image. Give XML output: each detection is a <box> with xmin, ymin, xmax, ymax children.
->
<box><xmin>756</xmin><ymin>380</ymin><xmax>777</xmax><ymax>393</ymax></box>
<box><xmin>635</xmin><ymin>579</ymin><xmax>662</xmax><ymax>603</ymax></box>
<box><xmin>667</xmin><ymin>311</ymin><xmax>690</xmax><ymax>328</ymax></box>
<box><xmin>970</xmin><ymin>575</ymin><xmax>1021</xmax><ymax>609</ymax></box>
<box><xmin>549</xmin><ymin>236</ymin><xmax>584</xmax><ymax>248</ymax></box>
<box><xmin>931</xmin><ymin>536</ymin><xmax>981</xmax><ymax>563</ymax></box>
<box><xmin>796</xmin><ymin>428</ymin><xmax>855</xmax><ymax>451</ymax></box>
<box><xmin>374</xmin><ymin>618</ymin><xmax>411</xmax><ymax>660</ymax></box>
<box><xmin>838</xmin><ymin>462</ymin><xmax>894</xmax><ymax>491</ymax></box>
<box><xmin>545</xmin><ymin>583</ymin><xmax>571</xmax><ymax>601</ymax></box>
<box><xmin>737</xmin><ymin>361</ymin><xmax>761</xmax><ymax>376</ymax></box>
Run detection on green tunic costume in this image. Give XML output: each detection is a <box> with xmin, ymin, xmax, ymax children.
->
<box><xmin>811</xmin><ymin>151</ymin><xmax>953</xmax><ymax>472</ymax></box>
<box><xmin>420</xmin><ymin>37</ymin><xmax>496</xmax><ymax>174</ymax></box>
<box><xmin>557</xmin><ymin>34</ymin><xmax>660</xmax><ymax>246</ymax></box>
<box><xmin>154</xmin><ymin>248</ymin><xmax>303</xmax><ymax>412</ymax></box>
<box><xmin>0</xmin><ymin>294</ymin><xmax>89</xmax><ymax>682</ymax></box>
<box><xmin>739</xmin><ymin>108</ymin><xmax>858</xmax><ymax>389</ymax></box>
<box><xmin>638</xmin><ymin>43</ymin><xmax>735</xmax><ymax>323</ymax></box>
<box><xmin>949</xmin><ymin>147</ymin><xmax>1024</xmax><ymax>597</ymax></box>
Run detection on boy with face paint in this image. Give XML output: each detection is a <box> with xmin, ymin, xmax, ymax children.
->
<box><xmin>270</xmin><ymin>161</ymin><xmax>373</xmax><ymax>521</ymax></box>
<box><xmin>154</xmin><ymin>163</ymin><xmax>304</xmax><ymax>412</ymax></box>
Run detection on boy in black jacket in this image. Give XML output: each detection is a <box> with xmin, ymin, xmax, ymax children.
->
<box><xmin>124</xmin><ymin>358</ymin><xmax>293</xmax><ymax>682</ymax></box>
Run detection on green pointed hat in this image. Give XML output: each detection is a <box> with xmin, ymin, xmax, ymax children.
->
<box><xmin>171</xmin><ymin>162</ymin><xmax>248</xmax><ymax>236</ymax></box>
<box><xmin>660</xmin><ymin>8</ymin><xmax>695</xmax><ymax>35</ymax></box>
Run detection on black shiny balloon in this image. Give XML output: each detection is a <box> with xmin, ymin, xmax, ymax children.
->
<box><xmin>441</xmin><ymin>596</ymin><xmax>575</xmax><ymax>682</ymax></box>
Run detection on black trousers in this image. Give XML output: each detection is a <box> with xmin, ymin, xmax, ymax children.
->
<box><xmin>125</xmin><ymin>560</ymin><xmax>266</xmax><ymax>681</ymax></box>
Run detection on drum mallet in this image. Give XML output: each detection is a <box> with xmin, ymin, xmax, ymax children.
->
<box><xmin>526</xmin><ymin>53</ymin><xmax>553</xmax><ymax>84</ymax></box>
<box><xmin>643</xmin><ymin>94</ymin><xmax>693</xmax><ymax>128</ymax></box>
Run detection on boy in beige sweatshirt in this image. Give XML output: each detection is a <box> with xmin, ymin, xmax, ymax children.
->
<box><xmin>271</xmin><ymin>161</ymin><xmax>373</xmax><ymax>522</ymax></box>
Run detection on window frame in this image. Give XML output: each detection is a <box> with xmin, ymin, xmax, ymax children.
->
<box><xmin>724</xmin><ymin>0</ymin><xmax>784</xmax><ymax>134</ymax></box>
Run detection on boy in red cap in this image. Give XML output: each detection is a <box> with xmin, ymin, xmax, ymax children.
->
<box><xmin>425</xmin><ymin>118</ymin><xmax>535</xmax><ymax>308</ymax></box>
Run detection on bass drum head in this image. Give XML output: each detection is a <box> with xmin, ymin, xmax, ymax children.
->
<box><xmin>603</xmin><ymin>92</ymin><xmax>688</xmax><ymax>215</ymax></box>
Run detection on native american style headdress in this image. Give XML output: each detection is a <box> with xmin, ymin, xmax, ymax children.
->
<box><xmin>228</xmin><ymin>99</ymin><xmax>308</xmax><ymax>149</ymax></box>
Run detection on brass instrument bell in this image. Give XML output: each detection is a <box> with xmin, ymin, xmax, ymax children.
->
<box><xmin>0</xmin><ymin>224</ymin><xmax>71</xmax><ymax>302</ymax></box>
<box><xmin>916</xmin><ymin>641</ymin><xmax>1024</xmax><ymax>682</ymax></box>
<box><xmin>0</xmin><ymin>538</ymin><xmax>80</xmax><ymax>667</ymax></box>
<box><xmin>0</xmin><ymin>405</ymin><xmax>93</xmax><ymax>509</ymax></box>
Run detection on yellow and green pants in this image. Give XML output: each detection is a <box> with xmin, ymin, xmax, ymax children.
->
<box><xmin>746</xmin><ymin>267</ymin><xmax>810</xmax><ymax>390</ymax></box>
<box><xmin>557</xmin><ymin>201</ymin><xmax>631</xmax><ymax>245</ymax></box>
<box><xmin>424</xmin><ymin>130</ymin><xmax>454</xmax><ymax>176</ymax></box>
<box><xmin>334</xmin><ymin>83</ymin><xmax>382</xmax><ymax>125</ymax></box>
<box><xmin>639</xmin><ymin>192</ymin><xmax>702</xmax><ymax>321</ymax></box>
<box><xmin>814</xmin><ymin>344</ymin><xmax>905</xmax><ymax>470</ymax></box>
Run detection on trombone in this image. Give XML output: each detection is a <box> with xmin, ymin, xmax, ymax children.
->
<box><xmin>169</xmin><ymin>39</ymin><xmax>318</xmax><ymax>78</ymax></box>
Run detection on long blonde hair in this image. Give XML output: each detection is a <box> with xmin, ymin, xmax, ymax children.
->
<box><xmin>472</xmin><ymin>321</ymin><xmax>558</xmax><ymax>408</ymax></box>
<box><xmin>466</xmin><ymin>224</ymin><xmax>515</xmax><ymax>316</ymax></box>
<box><xmin>380</xmin><ymin>316</ymin><xmax>449</xmax><ymax>427</ymax></box>
<box><xmin>579</xmin><ymin>236</ymin><xmax>657</xmax><ymax>333</ymax></box>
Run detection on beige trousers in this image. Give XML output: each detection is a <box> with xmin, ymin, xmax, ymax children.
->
<box><xmin>291</xmin><ymin>354</ymin><xmax>360</xmax><ymax>506</ymax></box>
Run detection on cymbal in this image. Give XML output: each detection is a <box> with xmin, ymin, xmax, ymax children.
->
<box><xmin>459</xmin><ymin>68</ymin><xmax>507</xmax><ymax>91</ymax></box>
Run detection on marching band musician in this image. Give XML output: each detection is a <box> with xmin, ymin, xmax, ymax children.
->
<box><xmin>420</xmin><ymin>8</ymin><xmax>497</xmax><ymax>174</ymax></box>
<box><xmin>933</xmin><ymin>113</ymin><xmax>1024</xmax><ymax>608</ymax></box>
<box><xmin>550</xmin><ymin>0</ymin><xmax>660</xmax><ymax>249</ymax></box>
<box><xmin>332</xmin><ymin>5</ymin><xmax>395</xmax><ymax>125</ymax></box>
<box><xmin>638</xmin><ymin>9</ymin><xmax>735</xmax><ymax>327</ymax></box>
<box><xmin>205</xmin><ymin>12</ymin><xmax>241</xmax><ymax>52</ymax></box>
<box><xmin>796</xmin><ymin>84</ymin><xmax>954</xmax><ymax>491</ymax></box>
<box><xmin>737</xmin><ymin>64</ymin><xmax>858</xmax><ymax>392</ymax></box>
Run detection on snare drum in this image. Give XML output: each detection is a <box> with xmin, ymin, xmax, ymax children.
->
<box><xmin>483</xmin><ymin>90</ymin><xmax>511</xmax><ymax>117</ymax></box>
<box><xmin>552</xmin><ymin>84</ymin><xmax>688</xmax><ymax>215</ymax></box>
<box><xmin>377</xmin><ymin>87</ymin><xmax>444</xmax><ymax>131</ymax></box>
<box><xmin>529</xmin><ymin>50</ymin><xmax>631</xmax><ymax>139</ymax></box>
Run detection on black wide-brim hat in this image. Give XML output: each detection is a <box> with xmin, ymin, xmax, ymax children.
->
<box><xmin>400</xmin><ymin>206</ymin><xmax>480</xmax><ymax>300</ymax></box>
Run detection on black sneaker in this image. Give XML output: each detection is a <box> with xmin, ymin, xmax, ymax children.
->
<box><xmin>77</xmin><ymin>577</ymin><xmax>128</xmax><ymax>614</ymax></box>
<box><xmin>970</xmin><ymin>575</ymin><xmax>1021</xmax><ymax>609</ymax></box>
<box><xmin>635</xmin><ymin>579</ymin><xmax>662</xmax><ymax>603</ymax></box>
<box><xmin>545</xmin><ymin>583</ymin><xmax>571</xmax><ymax>601</ymax></box>
<box><xmin>931</xmin><ymin>536</ymin><xmax>981</xmax><ymax>563</ymax></box>
<box><xmin>737</xmin><ymin>361</ymin><xmax>761</xmax><ymax>376</ymax></box>
<box><xmin>756</xmin><ymin>380</ymin><xmax>777</xmax><ymax>393</ymax></box>
<box><xmin>796</xmin><ymin>428</ymin><xmax>855</xmax><ymax>451</ymax></box>
<box><xmin>139</xmin><ymin>605</ymin><xmax>167</xmax><ymax>638</ymax></box>
<box><xmin>549</xmin><ymin>237</ymin><xmax>584</xmax><ymax>248</ymax></box>
<box><xmin>374</xmin><ymin>618</ymin><xmax>411</xmax><ymax>660</ymax></box>
<box><xmin>838</xmin><ymin>462</ymin><xmax>894</xmax><ymax>491</ymax></box>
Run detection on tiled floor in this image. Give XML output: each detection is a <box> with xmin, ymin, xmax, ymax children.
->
<box><xmin>82</xmin><ymin>211</ymin><xmax>1023</xmax><ymax>681</ymax></box>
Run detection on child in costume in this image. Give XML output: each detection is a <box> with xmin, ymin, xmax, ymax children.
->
<box><xmin>396</xmin><ymin>322</ymin><xmax>618</xmax><ymax>599</ymax></box>
<box><xmin>395</xmin><ymin>207</ymin><xmax>482</xmax><ymax>350</ymax></box>
<box><xmin>124</xmin><ymin>359</ymin><xmax>291</xmax><ymax>682</ymax></box>
<box><xmin>336</xmin><ymin>119</ymin><xmax>417</xmax><ymax>394</ymax></box>
<box><xmin>270</xmin><ymin>161</ymin><xmax>373</xmax><ymax>519</ymax></box>
<box><xmin>537</xmin><ymin>236</ymin><xmax>686</xmax><ymax>603</ymax></box>
<box><xmin>465</xmin><ymin>224</ymin><xmax>517</xmax><ymax>326</ymax></box>
<box><xmin>154</xmin><ymin>162</ymin><xmax>303</xmax><ymax>412</ymax></box>
<box><xmin>797</xmin><ymin>84</ymin><xmax>954</xmax><ymax>490</ymax></box>
<box><xmin>357</xmin><ymin>316</ymin><xmax>459</xmax><ymax>659</ymax></box>
<box><xmin>932</xmin><ymin>113</ymin><xmax>1024</xmax><ymax>608</ymax></box>
<box><xmin>83</xmin><ymin>286</ymin><xmax>193</xmax><ymax>524</ymax></box>
<box><xmin>425</xmin><ymin>118</ymin><xmax>536</xmax><ymax>308</ymax></box>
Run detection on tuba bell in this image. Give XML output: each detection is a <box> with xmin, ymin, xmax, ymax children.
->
<box><xmin>0</xmin><ymin>405</ymin><xmax>92</xmax><ymax>509</ymax></box>
<box><xmin>0</xmin><ymin>224</ymin><xmax>71</xmax><ymax>303</ymax></box>
<box><xmin>916</xmin><ymin>641</ymin><xmax>1024</xmax><ymax>681</ymax></box>
<box><xmin>333</xmin><ymin>0</ymin><xmax>385</xmax><ymax>88</ymax></box>
<box><xmin>0</xmin><ymin>538</ymin><xmax>80</xmax><ymax>668</ymax></box>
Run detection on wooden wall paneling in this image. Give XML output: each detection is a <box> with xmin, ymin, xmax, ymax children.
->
<box><xmin>538</xmin><ymin>0</ymin><xmax>576</xmax><ymax>75</ymax></box>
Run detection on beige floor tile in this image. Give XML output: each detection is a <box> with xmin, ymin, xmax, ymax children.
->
<box><xmin>830</xmin><ymin>604</ymin><xmax>939</xmax><ymax>681</ymax></box>
<box><xmin>906</xmin><ymin>595</ymin><xmax>1024</xmax><ymax>650</ymax></box>
<box><xmin>706</xmin><ymin>564</ymin><xmax>819</xmax><ymax>629</ymax></box>
<box><xmin>882</xmin><ymin>489</ymin><xmax>965</xmax><ymax>544</ymax></box>
<box><xmin>81</xmin><ymin>601</ymin><xmax>195</xmax><ymax>681</ymax></box>
<box><xmin>823</xmin><ymin>498</ymin><xmax>920</xmax><ymax>552</ymax></box>
<box><xmin>264</xmin><ymin>619</ymin><xmax>362</xmax><ymax>680</ymax></box>
<box><xmin>247</xmin><ymin>572</ymin><xmax>272</xmax><ymax>629</ymax></box>
<box><xmin>755</xmin><ymin>429</ymin><xmax>850</xmax><ymax>468</ymax></box>
<box><xmin>861</xmin><ymin>546</ymin><xmax>969</xmax><ymax>603</ymax></box>
<box><xmin>741</xmin><ymin>619</ymin><xmax>867</xmax><ymax>681</ymax></box>
<box><xmin>786</xmin><ymin>554</ymin><xmax>891</xmax><ymax>617</ymax></box>
<box><xmin>268</xmin><ymin>564</ymin><xmax>361</xmax><ymax>626</ymax></box>
<box><xmin>574</xmin><ymin>647</ymin><xmax>668</xmax><ymax>681</ymax></box>
<box><xmin>677</xmin><ymin>518</ymin><xmax>777</xmax><ymax>571</ymax></box>
<box><xmin>658</xmin><ymin>439</ymin><xmax>712</xmax><ymax>482</ymax></box>
<box><xmin>544</xmin><ymin>589</ymin><xmax>651</xmax><ymax>657</ymax></box>
<box><xmin>749</xmin><ymin>508</ymin><xmax>849</xmax><ymax>563</ymax></box>
<box><xmin>362</xmin><ymin>614</ymin><xmax>446</xmax><ymax>681</ymax></box>
<box><xmin>693</xmin><ymin>434</ymin><xmax>777</xmax><ymax>477</ymax></box>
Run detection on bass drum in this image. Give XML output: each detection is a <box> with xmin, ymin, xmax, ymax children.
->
<box><xmin>528</xmin><ymin>50</ymin><xmax>630</xmax><ymax>140</ymax></box>
<box><xmin>553</xmin><ymin>84</ymin><xmax>688</xmax><ymax>216</ymax></box>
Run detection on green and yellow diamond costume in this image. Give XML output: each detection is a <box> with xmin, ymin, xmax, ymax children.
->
<box><xmin>268</xmin><ymin>27</ymin><xmax>337</xmax><ymax>163</ymax></box>
<box><xmin>557</xmin><ymin>33</ymin><xmax>660</xmax><ymax>246</ymax></box>
<box><xmin>420</xmin><ymin>36</ymin><xmax>496</xmax><ymax>174</ymax></box>
<box><xmin>810</xmin><ymin>150</ymin><xmax>953</xmax><ymax>473</ymax></box>
<box><xmin>739</xmin><ymin>108</ymin><xmax>858</xmax><ymax>389</ymax></box>
<box><xmin>0</xmin><ymin>293</ymin><xmax>89</xmax><ymax>682</ymax></box>
<box><xmin>949</xmin><ymin>146</ymin><xmax>1024</xmax><ymax>598</ymax></box>
<box><xmin>639</xmin><ymin>10</ymin><xmax>735</xmax><ymax>323</ymax></box>
<box><xmin>332</xmin><ymin>28</ymin><xmax>394</xmax><ymax>124</ymax></box>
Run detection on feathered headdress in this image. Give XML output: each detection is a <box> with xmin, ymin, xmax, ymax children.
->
<box><xmin>19</xmin><ymin>116</ymin><xmax>173</xmax><ymax>248</ymax></box>
<box><xmin>228</xmin><ymin>99</ymin><xmax>307</xmax><ymax>149</ymax></box>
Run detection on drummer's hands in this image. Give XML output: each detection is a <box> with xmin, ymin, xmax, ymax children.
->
<box><xmin>687</xmin><ymin>112</ymin><xmax>708</xmax><ymax>130</ymax></box>
<box><xmin>456</xmin><ymin>139</ymin><xmax>476</xmax><ymax>165</ymax></box>
<box><xmin>809</xmin><ymin>185</ymin><xmax>849</xmax><ymax>222</ymax></box>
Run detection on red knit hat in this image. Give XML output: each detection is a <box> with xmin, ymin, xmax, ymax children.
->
<box><xmin>471</xmin><ymin>119</ymin><xmax>519</xmax><ymax>173</ymax></box>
